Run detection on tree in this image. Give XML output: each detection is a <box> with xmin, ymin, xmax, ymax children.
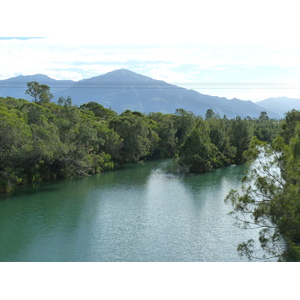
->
<box><xmin>205</xmin><ymin>108</ymin><xmax>216</xmax><ymax>120</ymax></box>
<box><xmin>228</xmin><ymin>116</ymin><xmax>253</xmax><ymax>164</ymax></box>
<box><xmin>25</xmin><ymin>81</ymin><xmax>53</xmax><ymax>104</ymax></box>
<box><xmin>80</xmin><ymin>101</ymin><xmax>116</xmax><ymax>119</ymax></box>
<box><xmin>253</xmin><ymin>112</ymin><xmax>280</xmax><ymax>143</ymax></box>
<box><xmin>207</xmin><ymin>117</ymin><xmax>236</xmax><ymax>167</ymax></box>
<box><xmin>109</xmin><ymin>113</ymin><xmax>151</xmax><ymax>163</ymax></box>
<box><xmin>225</xmin><ymin>112</ymin><xmax>300</xmax><ymax>261</ymax></box>
<box><xmin>57</xmin><ymin>96</ymin><xmax>72</xmax><ymax>106</ymax></box>
<box><xmin>225</xmin><ymin>145</ymin><xmax>286</xmax><ymax>261</ymax></box>
<box><xmin>92</xmin><ymin>121</ymin><xmax>123</xmax><ymax>161</ymax></box>
<box><xmin>177</xmin><ymin>120</ymin><xmax>217</xmax><ymax>173</ymax></box>
<box><xmin>0</xmin><ymin>97</ymin><xmax>117</xmax><ymax>190</ymax></box>
<box><xmin>172</xmin><ymin>108</ymin><xmax>196</xmax><ymax>146</ymax></box>
<box><xmin>149</xmin><ymin>112</ymin><xmax>177</xmax><ymax>158</ymax></box>
<box><xmin>258</xmin><ymin>111</ymin><xmax>269</xmax><ymax>122</ymax></box>
<box><xmin>0</xmin><ymin>105</ymin><xmax>33</xmax><ymax>191</ymax></box>
<box><xmin>280</xmin><ymin>109</ymin><xmax>300</xmax><ymax>143</ymax></box>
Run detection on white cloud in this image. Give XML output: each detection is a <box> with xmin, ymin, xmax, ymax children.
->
<box><xmin>46</xmin><ymin>71</ymin><xmax>83</xmax><ymax>81</ymax></box>
<box><xmin>3</xmin><ymin>1</ymin><xmax>300</xmax><ymax>47</ymax></box>
<box><xmin>1</xmin><ymin>31</ymin><xmax>300</xmax><ymax>76</ymax></box>
<box><xmin>1</xmin><ymin>0</ymin><xmax>300</xmax><ymax>100</ymax></box>
<box><xmin>1</xmin><ymin>38</ymin><xmax>300</xmax><ymax>81</ymax></box>
<box><xmin>148</xmin><ymin>67</ymin><xmax>195</xmax><ymax>84</ymax></box>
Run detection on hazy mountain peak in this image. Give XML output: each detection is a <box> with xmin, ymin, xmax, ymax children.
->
<box><xmin>5</xmin><ymin>74</ymin><xmax>54</xmax><ymax>82</ymax></box>
<box><xmin>0</xmin><ymin>69</ymin><xmax>281</xmax><ymax>118</ymax></box>
<box><xmin>257</xmin><ymin>97</ymin><xmax>300</xmax><ymax>118</ymax></box>
<box><xmin>107</xmin><ymin>68</ymin><xmax>136</xmax><ymax>75</ymax></box>
<box><xmin>103</xmin><ymin>68</ymin><xmax>155</xmax><ymax>82</ymax></box>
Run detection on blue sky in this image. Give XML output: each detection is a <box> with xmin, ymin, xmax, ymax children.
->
<box><xmin>1</xmin><ymin>0</ymin><xmax>300</xmax><ymax>101</ymax></box>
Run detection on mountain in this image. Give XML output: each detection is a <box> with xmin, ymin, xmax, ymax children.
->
<box><xmin>0</xmin><ymin>69</ymin><xmax>279</xmax><ymax>118</ymax></box>
<box><xmin>256</xmin><ymin>97</ymin><xmax>300</xmax><ymax>118</ymax></box>
<box><xmin>52</xmin><ymin>69</ymin><xmax>279</xmax><ymax>118</ymax></box>
<box><xmin>0</xmin><ymin>74</ymin><xmax>75</xmax><ymax>100</ymax></box>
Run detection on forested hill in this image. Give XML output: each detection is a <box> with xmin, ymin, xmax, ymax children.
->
<box><xmin>0</xmin><ymin>69</ymin><xmax>278</xmax><ymax>119</ymax></box>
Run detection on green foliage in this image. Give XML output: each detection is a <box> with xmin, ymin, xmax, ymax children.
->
<box><xmin>206</xmin><ymin>116</ymin><xmax>236</xmax><ymax>167</ymax></box>
<box><xmin>178</xmin><ymin>120</ymin><xmax>217</xmax><ymax>173</ymax></box>
<box><xmin>253</xmin><ymin>111</ymin><xmax>280</xmax><ymax>142</ymax></box>
<box><xmin>148</xmin><ymin>112</ymin><xmax>177</xmax><ymax>157</ymax></box>
<box><xmin>280</xmin><ymin>109</ymin><xmax>300</xmax><ymax>143</ymax></box>
<box><xmin>177</xmin><ymin>110</ymin><xmax>258</xmax><ymax>172</ymax></box>
<box><xmin>80</xmin><ymin>101</ymin><xmax>116</xmax><ymax>119</ymax></box>
<box><xmin>57</xmin><ymin>96</ymin><xmax>72</xmax><ymax>106</ymax></box>
<box><xmin>173</xmin><ymin>108</ymin><xmax>197</xmax><ymax>146</ymax></box>
<box><xmin>0</xmin><ymin>92</ymin><xmax>282</xmax><ymax>195</ymax></box>
<box><xmin>205</xmin><ymin>108</ymin><xmax>216</xmax><ymax>120</ymax></box>
<box><xmin>228</xmin><ymin>116</ymin><xmax>254</xmax><ymax>164</ymax></box>
<box><xmin>109</xmin><ymin>112</ymin><xmax>152</xmax><ymax>163</ymax></box>
<box><xmin>25</xmin><ymin>81</ymin><xmax>53</xmax><ymax>104</ymax></box>
<box><xmin>0</xmin><ymin>104</ymin><xmax>33</xmax><ymax>191</ymax></box>
<box><xmin>225</xmin><ymin>109</ymin><xmax>300</xmax><ymax>261</ymax></box>
<box><xmin>0</xmin><ymin>94</ymin><xmax>120</xmax><ymax>190</ymax></box>
<box><xmin>4</xmin><ymin>87</ymin><xmax>300</xmax><ymax>262</ymax></box>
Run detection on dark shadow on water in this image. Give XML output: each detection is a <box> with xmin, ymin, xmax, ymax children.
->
<box><xmin>0</xmin><ymin>177</ymin><xmax>85</xmax><ymax>202</ymax></box>
<box><xmin>0</xmin><ymin>159</ymin><xmax>169</xmax><ymax>202</ymax></box>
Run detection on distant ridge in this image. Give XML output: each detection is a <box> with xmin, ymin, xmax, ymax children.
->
<box><xmin>0</xmin><ymin>74</ymin><xmax>74</xmax><ymax>99</ymax></box>
<box><xmin>256</xmin><ymin>97</ymin><xmax>300</xmax><ymax>118</ymax></box>
<box><xmin>0</xmin><ymin>69</ymin><xmax>280</xmax><ymax>118</ymax></box>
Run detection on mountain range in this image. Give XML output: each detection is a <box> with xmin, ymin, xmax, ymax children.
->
<box><xmin>255</xmin><ymin>97</ymin><xmax>300</xmax><ymax>118</ymax></box>
<box><xmin>1</xmin><ymin>69</ymin><xmax>298</xmax><ymax>119</ymax></box>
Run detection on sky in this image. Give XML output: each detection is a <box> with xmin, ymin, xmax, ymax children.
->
<box><xmin>1</xmin><ymin>0</ymin><xmax>300</xmax><ymax>102</ymax></box>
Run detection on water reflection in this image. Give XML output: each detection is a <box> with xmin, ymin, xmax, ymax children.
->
<box><xmin>0</xmin><ymin>159</ymin><xmax>262</xmax><ymax>261</ymax></box>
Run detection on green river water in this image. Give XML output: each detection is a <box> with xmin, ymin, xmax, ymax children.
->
<box><xmin>0</xmin><ymin>159</ymin><xmax>263</xmax><ymax>261</ymax></box>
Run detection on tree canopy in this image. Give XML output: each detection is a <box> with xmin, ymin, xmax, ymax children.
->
<box><xmin>25</xmin><ymin>81</ymin><xmax>53</xmax><ymax>104</ymax></box>
<box><xmin>225</xmin><ymin>110</ymin><xmax>300</xmax><ymax>261</ymax></box>
<box><xmin>1</xmin><ymin>93</ymin><xmax>281</xmax><ymax>194</ymax></box>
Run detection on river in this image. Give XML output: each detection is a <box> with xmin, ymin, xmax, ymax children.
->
<box><xmin>0</xmin><ymin>159</ymin><xmax>263</xmax><ymax>262</ymax></box>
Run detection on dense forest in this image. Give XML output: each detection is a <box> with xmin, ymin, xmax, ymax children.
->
<box><xmin>0</xmin><ymin>81</ymin><xmax>279</xmax><ymax>193</ymax></box>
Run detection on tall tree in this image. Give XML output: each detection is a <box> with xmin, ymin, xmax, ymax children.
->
<box><xmin>228</xmin><ymin>116</ymin><xmax>253</xmax><ymax>164</ymax></box>
<box><xmin>207</xmin><ymin>116</ymin><xmax>236</xmax><ymax>167</ymax></box>
<box><xmin>172</xmin><ymin>108</ymin><xmax>196</xmax><ymax>146</ymax></box>
<box><xmin>177</xmin><ymin>119</ymin><xmax>217</xmax><ymax>173</ymax></box>
<box><xmin>109</xmin><ymin>112</ymin><xmax>151</xmax><ymax>163</ymax></box>
<box><xmin>205</xmin><ymin>108</ymin><xmax>216</xmax><ymax>120</ymax></box>
<box><xmin>149</xmin><ymin>112</ymin><xmax>177</xmax><ymax>157</ymax></box>
<box><xmin>57</xmin><ymin>96</ymin><xmax>72</xmax><ymax>106</ymax></box>
<box><xmin>25</xmin><ymin>81</ymin><xmax>53</xmax><ymax>104</ymax></box>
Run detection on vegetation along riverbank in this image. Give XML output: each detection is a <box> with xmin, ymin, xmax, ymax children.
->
<box><xmin>0</xmin><ymin>81</ymin><xmax>280</xmax><ymax>193</ymax></box>
<box><xmin>2</xmin><ymin>81</ymin><xmax>300</xmax><ymax>261</ymax></box>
